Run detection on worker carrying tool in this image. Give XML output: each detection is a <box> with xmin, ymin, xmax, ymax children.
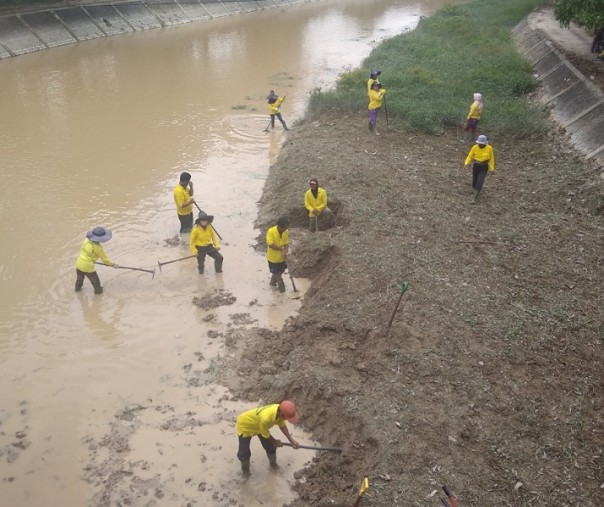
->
<box><xmin>235</xmin><ymin>400</ymin><xmax>300</xmax><ymax>476</ymax></box>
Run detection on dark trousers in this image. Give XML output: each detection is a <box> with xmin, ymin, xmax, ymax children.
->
<box><xmin>237</xmin><ymin>435</ymin><xmax>276</xmax><ymax>462</ymax></box>
<box><xmin>270</xmin><ymin>113</ymin><xmax>287</xmax><ymax>129</ymax></box>
<box><xmin>196</xmin><ymin>245</ymin><xmax>223</xmax><ymax>273</ymax></box>
<box><xmin>472</xmin><ymin>162</ymin><xmax>489</xmax><ymax>191</ymax></box>
<box><xmin>178</xmin><ymin>212</ymin><xmax>193</xmax><ymax>233</ymax></box>
<box><xmin>75</xmin><ymin>269</ymin><xmax>102</xmax><ymax>293</ymax></box>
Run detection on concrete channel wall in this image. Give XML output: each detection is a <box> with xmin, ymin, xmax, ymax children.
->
<box><xmin>513</xmin><ymin>19</ymin><xmax>604</xmax><ymax>172</ymax></box>
<box><xmin>0</xmin><ymin>0</ymin><xmax>311</xmax><ymax>58</ymax></box>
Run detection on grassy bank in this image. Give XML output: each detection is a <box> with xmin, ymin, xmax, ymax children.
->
<box><xmin>308</xmin><ymin>0</ymin><xmax>548</xmax><ymax>138</ymax></box>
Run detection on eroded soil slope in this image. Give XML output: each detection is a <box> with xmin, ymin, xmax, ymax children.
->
<box><xmin>220</xmin><ymin>116</ymin><xmax>603</xmax><ymax>506</ymax></box>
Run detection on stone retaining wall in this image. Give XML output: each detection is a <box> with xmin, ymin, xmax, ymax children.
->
<box><xmin>513</xmin><ymin>19</ymin><xmax>604</xmax><ymax>172</ymax></box>
<box><xmin>0</xmin><ymin>0</ymin><xmax>311</xmax><ymax>57</ymax></box>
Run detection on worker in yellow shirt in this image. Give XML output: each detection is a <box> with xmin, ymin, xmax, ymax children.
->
<box><xmin>463</xmin><ymin>92</ymin><xmax>483</xmax><ymax>142</ymax></box>
<box><xmin>266</xmin><ymin>216</ymin><xmax>289</xmax><ymax>292</ymax></box>
<box><xmin>173</xmin><ymin>172</ymin><xmax>196</xmax><ymax>233</ymax></box>
<box><xmin>267</xmin><ymin>90</ymin><xmax>289</xmax><ymax>131</ymax></box>
<box><xmin>304</xmin><ymin>178</ymin><xmax>334</xmax><ymax>232</ymax></box>
<box><xmin>75</xmin><ymin>226</ymin><xmax>119</xmax><ymax>294</ymax></box>
<box><xmin>189</xmin><ymin>212</ymin><xmax>222</xmax><ymax>274</ymax></box>
<box><xmin>236</xmin><ymin>401</ymin><xmax>300</xmax><ymax>475</ymax></box>
<box><xmin>368</xmin><ymin>81</ymin><xmax>386</xmax><ymax>135</ymax></box>
<box><xmin>464</xmin><ymin>134</ymin><xmax>495</xmax><ymax>204</ymax></box>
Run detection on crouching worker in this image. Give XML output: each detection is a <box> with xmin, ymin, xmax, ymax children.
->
<box><xmin>75</xmin><ymin>226</ymin><xmax>119</xmax><ymax>294</ymax></box>
<box><xmin>305</xmin><ymin>178</ymin><xmax>335</xmax><ymax>232</ymax></box>
<box><xmin>236</xmin><ymin>401</ymin><xmax>300</xmax><ymax>476</ymax></box>
<box><xmin>190</xmin><ymin>212</ymin><xmax>223</xmax><ymax>274</ymax></box>
<box><xmin>266</xmin><ymin>216</ymin><xmax>289</xmax><ymax>292</ymax></box>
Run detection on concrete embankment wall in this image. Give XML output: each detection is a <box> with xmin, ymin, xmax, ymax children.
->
<box><xmin>513</xmin><ymin>19</ymin><xmax>604</xmax><ymax>172</ymax></box>
<box><xmin>0</xmin><ymin>0</ymin><xmax>310</xmax><ymax>58</ymax></box>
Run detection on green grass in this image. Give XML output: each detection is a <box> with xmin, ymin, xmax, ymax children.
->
<box><xmin>307</xmin><ymin>0</ymin><xmax>548</xmax><ymax>139</ymax></box>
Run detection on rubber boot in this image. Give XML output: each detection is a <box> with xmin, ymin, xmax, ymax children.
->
<box><xmin>368</xmin><ymin>122</ymin><xmax>374</xmax><ymax>132</ymax></box>
<box><xmin>269</xmin><ymin>274</ymin><xmax>278</xmax><ymax>287</ymax></box>
<box><xmin>75</xmin><ymin>284</ymin><xmax>82</xmax><ymax>292</ymax></box>
<box><xmin>215</xmin><ymin>260</ymin><xmax>223</xmax><ymax>273</ymax></box>
<box><xmin>94</xmin><ymin>287</ymin><xmax>103</xmax><ymax>295</ymax></box>
<box><xmin>277</xmin><ymin>278</ymin><xmax>286</xmax><ymax>293</ymax></box>
<box><xmin>240</xmin><ymin>459</ymin><xmax>250</xmax><ymax>476</ymax></box>
<box><xmin>267</xmin><ymin>453</ymin><xmax>279</xmax><ymax>469</ymax></box>
<box><xmin>472</xmin><ymin>189</ymin><xmax>480</xmax><ymax>204</ymax></box>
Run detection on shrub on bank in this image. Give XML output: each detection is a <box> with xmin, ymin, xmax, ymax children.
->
<box><xmin>308</xmin><ymin>0</ymin><xmax>548</xmax><ymax>139</ymax></box>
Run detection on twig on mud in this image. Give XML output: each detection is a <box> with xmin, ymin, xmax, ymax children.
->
<box><xmin>456</xmin><ymin>240</ymin><xmax>510</xmax><ymax>246</ymax></box>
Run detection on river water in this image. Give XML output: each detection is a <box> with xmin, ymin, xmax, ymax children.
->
<box><xmin>0</xmin><ymin>1</ymin><xmax>451</xmax><ymax>505</ymax></box>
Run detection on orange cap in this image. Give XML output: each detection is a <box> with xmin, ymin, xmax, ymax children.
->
<box><xmin>279</xmin><ymin>400</ymin><xmax>299</xmax><ymax>424</ymax></box>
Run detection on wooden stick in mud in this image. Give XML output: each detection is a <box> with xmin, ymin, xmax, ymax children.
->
<box><xmin>386</xmin><ymin>282</ymin><xmax>409</xmax><ymax>334</ymax></box>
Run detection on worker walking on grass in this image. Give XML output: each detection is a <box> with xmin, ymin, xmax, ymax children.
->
<box><xmin>173</xmin><ymin>172</ymin><xmax>196</xmax><ymax>234</ymax></box>
<box><xmin>464</xmin><ymin>134</ymin><xmax>495</xmax><ymax>204</ymax></box>
<box><xmin>368</xmin><ymin>81</ymin><xmax>386</xmax><ymax>135</ymax></box>
<box><xmin>304</xmin><ymin>178</ymin><xmax>334</xmax><ymax>232</ymax></box>
<box><xmin>75</xmin><ymin>226</ymin><xmax>119</xmax><ymax>294</ymax></box>
<box><xmin>266</xmin><ymin>216</ymin><xmax>289</xmax><ymax>293</ymax></box>
<box><xmin>236</xmin><ymin>401</ymin><xmax>300</xmax><ymax>475</ymax></box>
<box><xmin>190</xmin><ymin>212</ymin><xmax>223</xmax><ymax>274</ymax></box>
<box><xmin>267</xmin><ymin>90</ymin><xmax>289</xmax><ymax>131</ymax></box>
<box><xmin>463</xmin><ymin>93</ymin><xmax>484</xmax><ymax>142</ymax></box>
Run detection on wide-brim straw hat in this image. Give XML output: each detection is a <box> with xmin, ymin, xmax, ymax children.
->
<box><xmin>196</xmin><ymin>211</ymin><xmax>214</xmax><ymax>224</ymax></box>
<box><xmin>86</xmin><ymin>226</ymin><xmax>112</xmax><ymax>242</ymax></box>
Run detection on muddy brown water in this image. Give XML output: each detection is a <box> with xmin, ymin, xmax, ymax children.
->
<box><xmin>0</xmin><ymin>0</ymin><xmax>454</xmax><ymax>504</ymax></box>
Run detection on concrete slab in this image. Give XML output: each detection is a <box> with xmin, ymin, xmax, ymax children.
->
<box><xmin>235</xmin><ymin>1</ymin><xmax>258</xmax><ymax>13</ymax></box>
<box><xmin>178</xmin><ymin>0</ymin><xmax>213</xmax><ymax>21</ymax></box>
<box><xmin>0</xmin><ymin>42</ymin><xmax>12</xmax><ymax>58</ymax></box>
<box><xmin>54</xmin><ymin>7</ymin><xmax>106</xmax><ymax>41</ymax></box>
<box><xmin>551</xmin><ymin>81</ymin><xmax>600</xmax><ymax>122</ymax></box>
<box><xmin>20</xmin><ymin>11</ymin><xmax>77</xmax><ymax>47</ymax></box>
<box><xmin>534</xmin><ymin>50</ymin><xmax>563</xmax><ymax>75</ymax></box>
<box><xmin>114</xmin><ymin>3</ymin><xmax>163</xmax><ymax>30</ymax></box>
<box><xmin>221</xmin><ymin>1</ymin><xmax>246</xmax><ymax>14</ymax></box>
<box><xmin>0</xmin><ymin>16</ymin><xmax>46</xmax><ymax>55</ymax></box>
<box><xmin>83</xmin><ymin>5</ymin><xmax>134</xmax><ymax>35</ymax></box>
<box><xmin>540</xmin><ymin>64</ymin><xmax>579</xmax><ymax>97</ymax></box>
<box><xmin>566</xmin><ymin>104</ymin><xmax>604</xmax><ymax>154</ymax></box>
<box><xmin>256</xmin><ymin>0</ymin><xmax>278</xmax><ymax>8</ymax></box>
<box><xmin>201</xmin><ymin>1</ymin><xmax>229</xmax><ymax>17</ymax></box>
<box><xmin>144</xmin><ymin>0</ymin><xmax>190</xmax><ymax>26</ymax></box>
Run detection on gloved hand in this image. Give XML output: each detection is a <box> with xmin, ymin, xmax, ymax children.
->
<box><xmin>113</xmin><ymin>263</ymin><xmax>120</xmax><ymax>269</ymax></box>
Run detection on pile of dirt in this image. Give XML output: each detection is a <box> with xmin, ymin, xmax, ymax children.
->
<box><xmin>192</xmin><ymin>289</ymin><xmax>236</xmax><ymax>310</ymax></box>
<box><xmin>219</xmin><ymin>113</ymin><xmax>602</xmax><ymax>505</ymax></box>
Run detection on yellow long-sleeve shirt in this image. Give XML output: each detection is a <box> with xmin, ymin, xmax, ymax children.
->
<box><xmin>467</xmin><ymin>101</ymin><xmax>481</xmax><ymax>120</ymax></box>
<box><xmin>173</xmin><ymin>184</ymin><xmax>193</xmax><ymax>216</ymax></box>
<box><xmin>75</xmin><ymin>239</ymin><xmax>113</xmax><ymax>273</ymax></box>
<box><xmin>236</xmin><ymin>404</ymin><xmax>286</xmax><ymax>438</ymax></box>
<box><xmin>304</xmin><ymin>187</ymin><xmax>328</xmax><ymax>217</ymax></box>
<box><xmin>190</xmin><ymin>224</ymin><xmax>220</xmax><ymax>253</ymax></box>
<box><xmin>464</xmin><ymin>144</ymin><xmax>495</xmax><ymax>172</ymax></box>
<box><xmin>266</xmin><ymin>225</ymin><xmax>289</xmax><ymax>264</ymax></box>
<box><xmin>268</xmin><ymin>97</ymin><xmax>285</xmax><ymax>115</ymax></box>
<box><xmin>368</xmin><ymin>88</ymin><xmax>386</xmax><ymax>110</ymax></box>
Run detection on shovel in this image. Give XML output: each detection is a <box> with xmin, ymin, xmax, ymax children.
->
<box><xmin>286</xmin><ymin>271</ymin><xmax>302</xmax><ymax>299</ymax></box>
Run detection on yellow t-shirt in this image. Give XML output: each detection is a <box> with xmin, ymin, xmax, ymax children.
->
<box><xmin>173</xmin><ymin>184</ymin><xmax>192</xmax><ymax>216</ymax></box>
<box><xmin>467</xmin><ymin>101</ymin><xmax>481</xmax><ymax>120</ymax></box>
<box><xmin>266</xmin><ymin>226</ymin><xmax>289</xmax><ymax>263</ymax></box>
<box><xmin>268</xmin><ymin>97</ymin><xmax>285</xmax><ymax>115</ymax></box>
<box><xmin>236</xmin><ymin>404</ymin><xmax>286</xmax><ymax>438</ymax></box>
<box><xmin>368</xmin><ymin>88</ymin><xmax>386</xmax><ymax>110</ymax></box>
